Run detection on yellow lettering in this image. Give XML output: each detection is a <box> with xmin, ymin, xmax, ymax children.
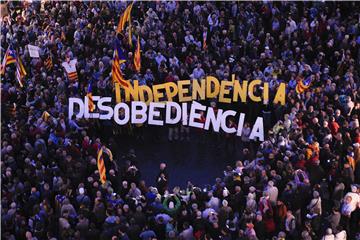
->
<box><xmin>219</xmin><ymin>81</ymin><xmax>232</xmax><ymax>103</ymax></box>
<box><xmin>192</xmin><ymin>79</ymin><xmax>206</xmax><ymax>101</ymax></box>
<box><xmin>139</xmin><ymin>85</ymin><xmax>154</xmax><ymax>105</ymax></box>
<box><xmin>206</xmin><ymin>76</ymin><xmax>220</xmax><ymax>98</ymax></box>
<box><xmin>152</xmin><ymin>83</ymin><xmax>166</xmax><ymax>102</ymax></box>
<box><xmin>233</xmin><ymin>80</ymin><xmax>248</xmax><ymax>103</ymax></box>
<box><xmin>248</xmin><ymin>80</ymin><xmax>261</xmax><ymax>102</ymax></box>
<box><xmin>263</xmin><ymin>82</ymin><xmax>269</xmax><ymax>104</ymax></box>
<box><xmin>165</xmin><ymin>82</ymin><xmax>178</xmax><ymax>102</ymax></box>
<box><xmin>115</xmin><ymin>83</ymin><xmax>121</xmax><ymax>103</ymax></box>
<box><xmin>177</xmin><ymin>80</ymin><xmax>192</xmax><ymax>102</ymax></box>
<box><xmin>124</xmin><ymin>80</ymin><xmax>139</xmax><ymax>102</ymax></box>
<box><xmin>273</xmin><ymin>83</ymin><xmax>286</xmax><ymax>105</ymax></box>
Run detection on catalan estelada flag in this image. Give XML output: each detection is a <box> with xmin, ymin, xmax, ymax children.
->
<box><xmin>87</xmin><ymin>81</ymin><xmax>95</xmax><ymax>112</ymax></box>
<box><xmin>116</xmin><ymin>3</ymin><xmax>133</xmax><ymax>33</ymax></box>
<box><xmin>44</xmin><ymin>54</ymin><xmax>53</xmax><ymax>70</ymax></box>
<box><xmin>296</xmin><ymin>76</ymin><xmax>312</xmax><ymax>94</ymax></box>
<box><xmin>97</xmin><ymin>145</ymin><xmax>113</xmax><ymax>185</ymax></box>
<box><xmin>112</xmin><ymin>48</ymin><xmax>128</xmax><ymax>87</ymax></box>
<box><xmin>134</xmin><ymin>36</ymin><xmax>141</xmax><ymax>72</ymax></box>
<box><xmin>1</xmin><ymin>47</ymin><xmax>17</xmax><ymax>74</ymax></box>
<box><xmin>16</xmin><ymin>57</ymin><xmax>26</xmax><ymax>88</ymax></box>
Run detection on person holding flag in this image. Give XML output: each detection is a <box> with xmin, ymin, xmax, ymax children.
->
<box><xmin>1</xmin><ymin>47</ymin><xmax>17</xmax><ymax>74</ymax></box>
<box><xmin>1</xmin><ymin>47</ymin><xmax>27</xmax><ymax>87</ymax></box>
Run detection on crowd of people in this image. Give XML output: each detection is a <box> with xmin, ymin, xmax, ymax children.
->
<box><xmin>1</xmin><ymin>1</ymin><xmax>360</xmax><ymax>240</ymax></box>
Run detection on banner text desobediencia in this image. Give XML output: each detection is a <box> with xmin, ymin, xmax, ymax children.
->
<box><xmin>69</xmin><ymin>99</ymin><xmax>265</xmax><ymax>141</ymax></box>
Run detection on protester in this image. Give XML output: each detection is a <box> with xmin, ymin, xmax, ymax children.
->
<box><xmin>1</xmin><ymin>1</ymin><xmax>360</xmax><ymax>240</ymax></box>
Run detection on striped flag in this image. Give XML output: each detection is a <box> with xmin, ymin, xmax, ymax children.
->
<box><xmin>16</xmin><ymin>57</ymin><xmax>26</xmax><ymax>88</ymax></box>
<box><xmin>296</xmin><ymin>76</ymin><xmax>312</xmax><ymax>94</ymax></box>
<box><xmin>134</xmin><ymin>36</ymin><xmax>141</xmax><ymax>72</ymax></box>
<box><xmin>116</xmin><ymin>3</ymin><xmax>133</xmax><ymax>33</ymax></box>
<box><xmin>97</xmin><ymin>146</ymin><xmax>113</xmax><ymax>185</ymax></box>
<box><xmin>1</xmin><ymin>47</ymin><xmax>17</xmax><ymax>74</ymax></box>
<box><xmin>67</xmin><ymin>71</ymin><xmax>78</xmax><ymax>82</ymax></box>
<box><xmin>97</xmin><ymin>147</ymin><xmax>106</xmax><ymax>184</ymax></box>
<box><xmin>62</xmin><ymin>59</ymin><xmax>78</xmax><ymax>82</ymax></box>
<box><xmin>203</xmin><ymin>31</ymin><xmax>207</xmax><ymax>50</ymax></box>
<box><xmin>87</xmin><ymin>81</ymin><xmax>95</xmax><ymax>112</ymax></box>
<box><xmin>44</xmin><ymin>54</ymin><xmax>53</xmax><ymax>70</ymax></box>
<box><xmin>112</xmin><ymin>48</ymin><xmax>128</xmax><ymax>87</ymax></box>
<box><xmin>0</xmin><ymin>50</ymin><xmax>8</xmax><ymax>75</ymax></box>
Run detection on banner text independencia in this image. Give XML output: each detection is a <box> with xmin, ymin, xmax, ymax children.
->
<box><xmin>69</xmin><ymin>76</ymin><xmax>286</xmax><ymax>141</ymax></box>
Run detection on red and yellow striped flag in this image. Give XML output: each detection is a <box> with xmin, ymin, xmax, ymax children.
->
<box><xmin>112</xmin><ymin>49</ymin><xmax>128</xmax><ymax>87</ymax></box>
<box><xmin>44</xmin><ymin>55</ymin><xmax>53</xmax><ymax>70</ymax></box>
<box><xmin>134</xmin><ymin>36</ymin><xmax>141</xmax><ymax>72</ymax></box>
<box><xmin>116</xmin><ymin>3</ymin><xmax>133</xmax><ymax>33</ymax></box>
<box><xmin>203</xmin><ymin>31</ymin><xmax>207</xmax><ymax>50</ymax></box>
<box><xmin>1</xmin><ymin>47</ymin><xmax>17</xmax><ymax>74</ymax></box>
<box><xmin>97</xmin><ymin>147</ymin><xmax>106</xmax><ymax>184</ymax></box>
<box><xmin>295</xmin><ymin>76</ymin><xmax>312</xmax><ymax>94</ymax></box>
<box><xmin>87</xmin><ymin>81</ymin><xmax>95</xmax><ymax>112</ymax></box>
<box><xmin>16</xmin><ymin>57</ymin><xmax>26</xmax><ymax>88</ymax></box>
<box><xmin>97</xmin><ymin>146</ymin><xmax>114</xmax><ymax>185</ymax></box>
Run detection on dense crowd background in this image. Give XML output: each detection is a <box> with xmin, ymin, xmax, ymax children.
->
<box><xmin>1</xmin><ymin>1</ymin><xmax>360</xmax><ymax>240</ymax></box>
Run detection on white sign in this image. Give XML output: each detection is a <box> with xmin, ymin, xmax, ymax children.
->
<box><xmin>68</xmin><ymin>97</ymin><xmax>265</xmax><ymax>141</ymax></box>
<box><xmin>28</xmin><ymin>45</ymin><xmax>40</xmax><ymax>58</ymax></box>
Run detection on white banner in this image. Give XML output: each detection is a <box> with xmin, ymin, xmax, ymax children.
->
<box><xmin>28</xmin><ymin>45</ymin><xmax>40</xmax><ymax>58</ymax></box>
